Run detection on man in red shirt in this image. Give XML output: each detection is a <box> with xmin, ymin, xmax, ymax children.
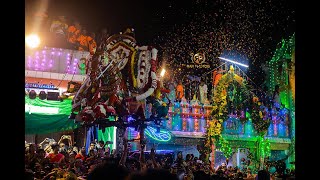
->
<box><xmin>46</xmin><ymin>144</ymin><xmax>65</xmax><ymax>164</ymax></box>
<box><xmin>75</xmin><ymin>146</ymin><xmax>87</xmax><ymax>161</ymax></box>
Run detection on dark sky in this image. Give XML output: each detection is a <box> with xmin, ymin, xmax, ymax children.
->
<box><xmin>26</xmin><ymin>0</ymin><xmax>295</xmax><ymax>86</ymax></box>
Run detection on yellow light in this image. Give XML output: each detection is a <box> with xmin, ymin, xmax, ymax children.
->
<box><xmin>25</xmin><ymin>34</ymin><xmax>40</xmax><ymax>49</ymax></box>
<box><xmin>160</xmin><ymin>68</ymin><xmax>166</xmax><ymax>77</ymax></box>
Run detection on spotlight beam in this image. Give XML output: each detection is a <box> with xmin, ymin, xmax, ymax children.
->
<box><xmin>218</xmin><ymin>57</ymin><xmax>249</xmax><ymax>68</ymax></box>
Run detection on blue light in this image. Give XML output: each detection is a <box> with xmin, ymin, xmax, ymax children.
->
<box><xmin>127</xmin><ymin>116</ymin><xmax>135</xmax><ymax>122</ymax></box>
<box><xmin>145</xmin><ymin>126</ymin><xmax>171</xmax><ymax>142</ymax></box>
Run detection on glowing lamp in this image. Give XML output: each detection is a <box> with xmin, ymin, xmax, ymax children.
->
<box><xmin>25</xmin><ymin>34</ymin><xmax>40</xmax><ymax>49</ymax></box>
<box><xmin>160</xmin><ymin>69</ymin><xmax>166</xmax><ymax>77</ymax></box>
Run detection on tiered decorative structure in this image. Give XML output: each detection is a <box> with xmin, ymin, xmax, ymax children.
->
<box><xmin>266</xmin><ymin>34</ymin><xmax>295</xmax><ymax>169</ymax></box>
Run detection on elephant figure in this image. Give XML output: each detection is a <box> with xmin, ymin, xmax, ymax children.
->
<box><xmin>71</xmin><ymin>31</ymin><xmax>158</xmax><ymax>123</ymax></box>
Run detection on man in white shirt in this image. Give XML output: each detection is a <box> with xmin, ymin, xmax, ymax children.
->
<box><xmin>198</xmin><ymin>79</ymin><xmax>208</xmax><ymax>104</ymax></box>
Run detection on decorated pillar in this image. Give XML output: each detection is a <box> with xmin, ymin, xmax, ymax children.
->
<box><xmin>182</xmin><ymin>116</ymin><xmax>187</xmax><ymax>131</ymax></box>
<box><xmin>172</xmin><ymin>102</ymin><xmax>182</xmax><ymax>131</ymax></box>
<box><xmin>180</xmin><ymin>101</ymin><xmax>190</xmax><ymax>131</ymax></box>
<box><xmin>203</xmin><ymin>103</ymin><xmax>213</xmax><ymax>131</ymax></box>
<box><xmin>194</xmin><ymin>118</ymin><xmax>199</xmax><ymax>132</ymax></box>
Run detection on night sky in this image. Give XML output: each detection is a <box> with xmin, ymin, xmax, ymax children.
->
<box><xmin>25</xmin><ymin>0</ymin><xmax>295</xmax><ymax>87</ymax></box>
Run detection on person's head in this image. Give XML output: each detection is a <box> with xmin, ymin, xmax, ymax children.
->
<box><xmin>97</xmin><ymin>148</ymin><xmax>105</xmax><ymax>158</ymax></box>
<box><xmin>193</xmin><ymin>157</ymin><xmax>198</xmax><ymax>162</ymax></box>
<box><xmin>186</xmin><ymin>154</ymin><xmax>191</xmax><ymax>161</ymax></box>
<box><xmin>257</xmin><ymin>169</ymin><xmax>270</xmax><ymax>180</ymax></box>
<box><xmin>89</xmin><ymin>142</ymin><xmax>96</xmax><ymax>150</ymax></box>
<box><xmin>105</xmin><ymin>147</ymin><xmax>110</xmax><ymax>155</ymax></box>
<box><xmin>146</xmin><ymin>169</ymin><xmax>178</xmax><ymax>180</ymax></box>
<box><xmin>247</xmin><ymin>167</ymin><xmax>251</xmax><ymax>174</ymax></box>
<box><xmin>89</xmin><ymin>149</ymin><xmax>96</xmax><ymax>157</ymax></box>
<box><xmin>28</xmin><ymin>143</ymin><xmax>36</xmax><ymax>153</ymax></box>
<box><xmin>51</xmin><ymin>144</ymin><xmax>60</xmax><ymax>153</ymax></box>
<box><xmin>59</xmin><ymin>142</ymin><xmax>66</xmax><ymax>151</ymax></box>
<box><xmin>98</xmin><ymin>140</ymin><xmax>104</xmax><ymax>147</ymax></box>
<box><xmin>87</xmin><ymin>163</ymin><xmax>129</xmax><ymax>180</ymax></box>
<box><xmin>72</xmin><ymin>146</ymin><xmax>78</xmax><ymax>153</ymax></box>
<box><xmin>37</xmin><ymin>149</ymin><xmax>46</xmax><ymax>158</ymax></box>
<box><xmin>69</xmin><ymin>151</ymin><xmax>77</xmax><ymax>161</ymax></box>
<box><xmin>200</xmin><ymin>79</ymin><xmax>205</xmax><ymax>85</ymax></box>
<box><xmin>80</xmin><ymin>146</ymin><xmax>86</xmax><ymax>154</ymax></box>
<box><xmin>190</xmin><ymin>154</ymin><xmax>194</xmax><ymax>160</ymax></box>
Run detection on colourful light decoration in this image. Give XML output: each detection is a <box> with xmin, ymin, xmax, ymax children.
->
<box><xmin>144</xmin><ymin>126</ymin><xmax>171</xmax><ymax>142</ymax></box>
<box><xmin>26</xmin><ymin>48</ymin><xmax>90</xmax><ymax>74</ymax></box>
<box><xmin>182</xmin><ymin>117</ymin><xmax>187</xmax><ymax>131</ymax></box>
<box><xmin>167</xmin><ymin>117</ymin><xmax>172</xmax><ymax>130</ymax></box>
<box><xmin>194</xmin><ymin>118</ymin><xmax>199</xmax><ymax>132</ymax></box>
<box><xmin>192</xmin><ymin>105</ymin><xmax>201</xmax><ymax>114</ymax></box>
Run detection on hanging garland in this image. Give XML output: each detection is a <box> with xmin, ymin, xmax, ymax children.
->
<box><xmin>249</xmin><ymin>98</ymin><xmax>271</xmax><ymax>135</ymax></box>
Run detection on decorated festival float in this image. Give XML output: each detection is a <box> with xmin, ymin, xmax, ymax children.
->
<box><xmin>68</xmin><ymin>28</ymin><xmax>171</xmax><ymax>156</ymax></box>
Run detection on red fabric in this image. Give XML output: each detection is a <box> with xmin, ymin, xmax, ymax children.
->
<box><xmin>75</xmin><ymin>153</ymin><xmax>85</xmax><ymax>161</ymax></box>
<box><xmin>160</xmin><ymin>88</ymin><xmax>170</xmax><ymax>94</ymax></box>
<box><xmin>47</xmin><ymin>153</ymin><xmax>64</xmax><ymax>163</ymax></box>
<box><xmin>93</xmin><ymin>105</ymin><xmax>104</xmax><ymax>118</ymax></box>
<box><xmin>102</xmin><ymin>104</ymin><xmax>116</xmax><ymax>114</ymax></box>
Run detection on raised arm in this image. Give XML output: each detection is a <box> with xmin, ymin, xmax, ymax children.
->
<box><xmin>38</xmin><ymin>138</ymin><xmax>50</xmax><ymax>147</ymax></box>
<box><xmin>57</xmin><ymin>135</ymin><xmax>65</xmax><ymax>145</ymax></box>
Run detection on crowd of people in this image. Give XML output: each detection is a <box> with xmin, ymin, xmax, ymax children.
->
<box><xmin>25</xmin><ymin>135</ymin><xmax>295</xmax><ymax>180</ymax></box>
